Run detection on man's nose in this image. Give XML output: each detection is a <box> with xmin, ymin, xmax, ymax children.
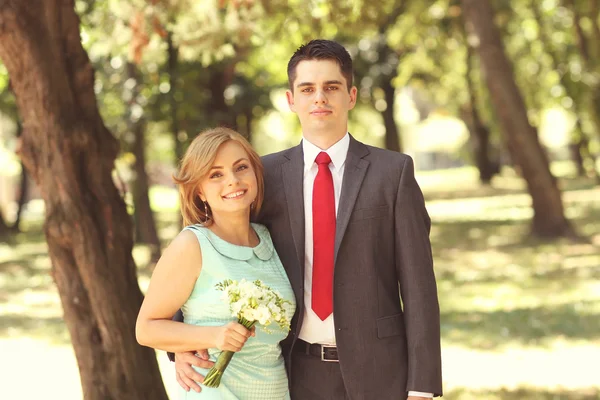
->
<box><xmin>314</xmin><ymin>89</ymin><xmax>328</xmax><ymax>104</ymax></box>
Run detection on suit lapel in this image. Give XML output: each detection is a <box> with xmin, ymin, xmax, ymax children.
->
<box><xmin>281</xmin><ymin>144</ymin><xmax>306</xmax><ymax>280</ymax></box>
<box><xmin>335</xmin><ymin>136</ymin><xmax>370</xmax><ymax>263</ymax></box>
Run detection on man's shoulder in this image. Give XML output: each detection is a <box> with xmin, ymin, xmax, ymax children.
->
<box><xmin>261</xmin><ymin>147</ymin><xmax>294</xmax><ymax>166</ymax></box>
<box><xmin>359</xmin><ymin>142</ymin><xmax>412</xmax><ymax>166</ymax></box>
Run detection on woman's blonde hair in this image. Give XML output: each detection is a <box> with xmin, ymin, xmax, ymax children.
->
<box><xmin>173</xmin><ymin>127</ymin><xmax>264</xmax><ymax>227</ymax></box>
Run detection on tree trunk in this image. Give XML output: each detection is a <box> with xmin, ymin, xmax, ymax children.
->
<box><xmin>5</xmin><ymin>84</ymin><xmax>28</xmax><ymax>232</ymax></box>
<box><xmin>166</xmin><ymin>31</ymin><xmax>184</xmax><ymax>162</ymax></box>
<box><xmin>0</xmin><ymin>2</ymin><xmax>169</xmax><ymax>399</ymax></box>
<box><xmin>463</xmin><ymin>107</ymin><xmax>497</xmax><ymax>184</ymax></box>
<box><xmin>13</xmin><ymin>121</ymin><xmax>28</xmax><ymax>232</ymax></box>
<box><xmin>126</xmin><ymin>62</ymin><xmax>161</xmax><ymax>261</ymax></box>
<box><xmin>573</xmin><ymin>119</ymin><xmax>600</xmax><ymax>183</ymax></box>
<box><xmin>209</xmin><ymin>63</ymin><xmax>237</xmax><ymax>128</ymax></box>
<box><xmin>244</xmin><ymin>106</ymin><xmax>253</xmax><ymax>143</ymax></box>
<box><xmin>461</xmin><ymin>0</ymin><xmax>573</xmax><ymax>237</ymax></box>
<box><xmin>463</xmin><ymin>30</ymin><xmax>497</xmax><ymax>184</ymax></box>
<box><xmin>165</xmin><ymin>32</ymin><xmax>184</xmax><ymax>228</ymax></box>
<box><xmin>131</xmin><ymin>121</ymin><xmax>161</xmax><ymax>260</ymax></box>
<box><xmin>380</xmin><ymin>74</ymin><xmax>402</xmax><ymax>152</ymax></box>
<box><xmin>0</xmin><ymin>210</ymin><xmax>9</xmax><ymax>238</ymax></box>
<box><xmin>375</xmin><ymin>7</ymin><xmax>406</xmax><ymax>153</ymax></box>
<box><xmin>569</xmin><ymin>140</ymin><xmax>585</xmax><ymax>177</ymax></box>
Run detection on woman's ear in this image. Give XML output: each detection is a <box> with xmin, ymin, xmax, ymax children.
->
<box><xmin>198</xmin><ymin>191</ymin><xmax>206</xmax><ymax>202</ymax></box>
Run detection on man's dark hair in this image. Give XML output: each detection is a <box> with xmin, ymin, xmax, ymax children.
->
<box><xmin>287</xmin><ymin>39</ymin><xmax>354</xmax><ymax>92</ymax></box>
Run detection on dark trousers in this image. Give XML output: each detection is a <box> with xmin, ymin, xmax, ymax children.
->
<box><xmin>290</xmin><ymin>351</ymin><xmax>349</xmax><ymax>400</ymax></box>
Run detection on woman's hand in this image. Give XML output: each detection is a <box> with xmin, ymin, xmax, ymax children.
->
<box><xmin>214</xmin><ymin>321</ymin><xmax>255</xmax><ymax>352</ymax></box>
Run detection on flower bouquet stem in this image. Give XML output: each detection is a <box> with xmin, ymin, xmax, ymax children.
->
<box><xmin>203</xmin><ymin>317</ymin><xmax>256</xmax><ymax>388</ymax></box>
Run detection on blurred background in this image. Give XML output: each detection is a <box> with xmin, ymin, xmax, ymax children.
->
<box><xmin>0</xmin><ymin>0</ymin><xmax>599</xmax><ymax>399</ymax></box>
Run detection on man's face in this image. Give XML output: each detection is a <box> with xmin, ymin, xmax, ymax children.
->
<box><xmin>286</xmin><ymin>59</ymin><xmax>357</xmax><ymax>145</ymax></box>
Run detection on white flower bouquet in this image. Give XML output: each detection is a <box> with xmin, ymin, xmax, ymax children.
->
<box><xmin>203</xmin><ymin>279</ymin><xmax>293</xmax><ymax>388</ymax></box>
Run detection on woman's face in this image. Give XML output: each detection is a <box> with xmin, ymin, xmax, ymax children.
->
<box><xmin>198</xmin><ymin>140</ymin><xmax>258</xmax><ymax>219</ymax></box>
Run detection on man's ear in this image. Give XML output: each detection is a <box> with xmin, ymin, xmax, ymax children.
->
<box><xmin>286</xmin><ymin>90</ymin><xmax>296</xmax><ymax>112</ymax></box>
<box><xmin>348</xmin><ymin>86</ymin><xmax>358</xmax><ymax>110</ymax></box>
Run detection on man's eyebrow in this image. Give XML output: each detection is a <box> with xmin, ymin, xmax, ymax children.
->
<box><xmin>296</xmin><ymin>80</ymin><xmax>344</xmax><ymax>88</ymax></box>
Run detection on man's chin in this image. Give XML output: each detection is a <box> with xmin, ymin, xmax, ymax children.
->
<box><xmin>309</xmin><ymin>121</ymin><xmax>336</xmax><ymax>131</ymax></box>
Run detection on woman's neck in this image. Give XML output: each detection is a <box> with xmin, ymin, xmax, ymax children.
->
<box><xmin>209</xmin><ymin>214</ymin><xmax>258</xmax><ymax>247</ymax></box>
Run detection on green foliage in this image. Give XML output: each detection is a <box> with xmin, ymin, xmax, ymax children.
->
<box><xmin>3</xmin><ymin>0</ymin><xmax>599</xmax><ymax>175</ymax></box>
<box><xmin>0</xmin><ymin>64</ymin><xmax>17</xmax><ymax>120</ymax></box>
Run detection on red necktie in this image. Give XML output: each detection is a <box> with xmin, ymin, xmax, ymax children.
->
<box><xmin>312</xmin><ymin>152</ymin><xmax>335</xmax><ymax>320</ymax></box>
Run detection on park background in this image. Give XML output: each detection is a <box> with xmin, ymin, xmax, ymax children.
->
<box><xmin>0</xmin><ymin>0</ymin><xmax>599</xmax><ymax>399</ymax></box>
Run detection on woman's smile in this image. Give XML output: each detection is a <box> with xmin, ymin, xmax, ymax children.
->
<box><xmin>222</xmin><ymin>190</ymin><xmax>247</xmax><ymax>200</ymax></box>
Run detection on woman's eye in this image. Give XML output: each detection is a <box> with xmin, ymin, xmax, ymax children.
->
<box><xmin>237</xmin><ymin>164</ymin><xmax>249</xmax><ymax>171</ymax></box>
<box><xmin>209</xmin><ymin>173</ymin><xmax>222</xmax><ymax>179</ymax></box>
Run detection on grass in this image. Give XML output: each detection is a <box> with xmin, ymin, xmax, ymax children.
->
<box><xmin>421</xmin><ymin>167</ymin><xmax>600</xmax><ymax>399</ymax></box>
<box><xmin>1</xmin><ymin>166</ymin><xmax>599</xmax><ymax>399</ymax></box>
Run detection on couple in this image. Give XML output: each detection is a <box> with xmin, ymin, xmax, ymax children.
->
<box><xmin>136</xmin><ymin>39</ymin><xmax>442</xmax><ymax>400</ymax></box>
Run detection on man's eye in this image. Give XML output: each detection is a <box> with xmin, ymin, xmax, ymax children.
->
<box><xmin>302</xmin><ymin>88</ymin><xmax>313</xmax><ymax>92</ymax></box>
<box><xmin>327</xmin><ymin>86</ymin><xmax>338</xmax><ymax>90</ymax></box>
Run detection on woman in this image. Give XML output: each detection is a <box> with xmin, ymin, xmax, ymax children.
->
<box><xmin>136</xmin><ymin>127</ymin><xmax>296</xmax><ymax>399</ymax></box>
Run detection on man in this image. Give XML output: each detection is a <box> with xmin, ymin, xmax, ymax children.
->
<box><xmin>174</xmin><ymin>39</ymin><xmax>442</xmax><ymax>399</ymax></box>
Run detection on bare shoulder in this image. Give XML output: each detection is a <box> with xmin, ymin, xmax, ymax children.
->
<box><xmin>162</xmin><ymin>229</ymin><xmax>202</xmax><ymax>262</ymax></box>
<box><xmin>171</xmin><ymin>228</ymin><xmax>199</xmax><ymax>245</ymax></box>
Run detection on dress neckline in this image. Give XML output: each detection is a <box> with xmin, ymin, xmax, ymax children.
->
<box><xmin>195</xmin><ymin>223</ymin><xmax>273</xmax><ymax>261</ymax></box>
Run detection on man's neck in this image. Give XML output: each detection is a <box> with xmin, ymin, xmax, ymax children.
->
<box><xmin>302</xmin><ymin>130</ymin><xmax>347</xmax><ymax>150</ymax></box>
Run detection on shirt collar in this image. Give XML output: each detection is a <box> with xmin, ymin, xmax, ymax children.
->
<box><xmin>302</xmin><ymin>132</ymin><xmax>350</xmax><ymax>172</ymax></box>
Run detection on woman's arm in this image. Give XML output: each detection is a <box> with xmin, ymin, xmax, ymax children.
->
<box><xmin>136</xmin><ymin>230</ymin><xmax>252</xmax><ymax>353</ymax></box>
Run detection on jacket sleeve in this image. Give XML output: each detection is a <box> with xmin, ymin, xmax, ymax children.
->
<box><xmin>166</xmin><ymin>309</ymin><xmax>185</xmax><ymax>362</ymax></box>
<box><xmin>394</xmin><ymin>156</ymin><xmax>443</xmax><ymax>396</ymax></box>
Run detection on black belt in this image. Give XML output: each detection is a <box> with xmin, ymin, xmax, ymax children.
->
<box><xmin>294</xmin><ymin>339</ymin><xmax>339</xmax><ymax>362</ymax></box>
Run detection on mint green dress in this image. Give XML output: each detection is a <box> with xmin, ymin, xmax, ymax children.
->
<box><xmin>180</xmin><ymin>223</ymin><xmax>296</xmax><ymax>400</ymax></box>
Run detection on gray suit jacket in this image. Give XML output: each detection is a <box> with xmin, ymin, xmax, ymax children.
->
<box><xmin>258</xmin><ymin>135</ymin><xmax>443</xmax><ymax>399</ymax></box>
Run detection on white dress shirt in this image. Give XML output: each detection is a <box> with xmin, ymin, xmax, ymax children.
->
<box><xmin>297</xmin><ymin>133</ymin><xmax>433</xmax><ymax>399</ymax></box>
<box><xmin>298</xmin><ymin>133</ymin><xmax>349</xmax><ymax>345</ymax></box>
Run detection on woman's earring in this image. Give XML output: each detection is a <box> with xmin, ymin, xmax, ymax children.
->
<box><xmin>202</xmin><ymin>200</ymin><xmax>212</xmax><ymax>223</ymax></box>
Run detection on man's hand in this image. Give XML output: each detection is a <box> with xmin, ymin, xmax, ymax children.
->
<box><xmin>175</xmin><ymin>350</ymin><xmax>214</xmax><ymax>392</ymax></box>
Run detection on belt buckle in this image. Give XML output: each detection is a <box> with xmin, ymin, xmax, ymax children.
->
<box><xmin>320</xmin><ymin>345</ymin><xmax>339</xmax><ymax>363</ymax></box>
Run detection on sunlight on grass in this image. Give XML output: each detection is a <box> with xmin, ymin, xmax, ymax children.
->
<box><xmin>442</xmin><ymin>344</ymin><xmax>600</xmax><ymax>394</ymax></box>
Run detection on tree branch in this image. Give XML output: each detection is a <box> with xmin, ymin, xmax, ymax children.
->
<box><xmin>590</xmin><ymin>0</ymin><xmax>600</xmax><ymax>60</ymax></box>
<box><xmin>562</xmin><ymin>0</ymin><xmax>591</xmax><ymax>65</ymax></box>
<box><xmin>379</xmin><ymin>0</ymin><xmax>407</xmax><ymax>34</ymax></box>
